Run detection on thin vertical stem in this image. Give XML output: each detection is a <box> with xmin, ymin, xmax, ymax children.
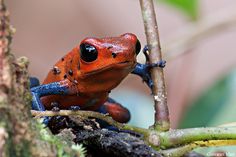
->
<box><xmin>139</xmin><ymin>0</ymin><xmax>170</xmax><ymax>131</ymax></box>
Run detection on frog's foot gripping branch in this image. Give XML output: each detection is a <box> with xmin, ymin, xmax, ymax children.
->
<box><xmin>132</xmin><ymin>45</ymin><xmax>166</xmax><ymax>90</ymax></box>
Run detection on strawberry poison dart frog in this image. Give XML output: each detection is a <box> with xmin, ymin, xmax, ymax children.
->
<box><xmin>30</xmin><ymin>33</ymin><xmax>165</xmax><ymax>124</ymax></box>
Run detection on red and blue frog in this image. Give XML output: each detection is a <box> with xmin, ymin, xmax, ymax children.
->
<box><xmin>30</xmin><ymin>33</ymin><xmax>165</xmax><ymax>125</ymax></box>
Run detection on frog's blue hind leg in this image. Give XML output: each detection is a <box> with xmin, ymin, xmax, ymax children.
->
<box><xmin>96</xmin><ymin>98</ymin><xmax>130</xmax><ymax>130</ymax></box>
<box><xmin>97</xmin><ymin>97</ymin><xmax>130</xmax><ymax>123</ymax></box>
<box><xmin>30</xmin><ymin>81</ymin><xmax>70</xmax><ymax>124</ymax></box>
<box><xmin>97</xmin><ymin>98</ymin><xmax>142</xmax><ymax>136</ymax></box>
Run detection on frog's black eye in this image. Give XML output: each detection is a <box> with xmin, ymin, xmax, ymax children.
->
<box><xmin>135</xmin><ymin>40</ymin><xmax>141</xmax><ymax>55</ymax></box>
<box><xmin>80</xmin><ymin>43</ymin><xmax>98</xmax><ymax>62</ymax></box>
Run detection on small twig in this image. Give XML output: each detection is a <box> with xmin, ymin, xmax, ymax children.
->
<box><xmin>161</xmin><ymin>140</ymin><xmax>236</xmax><ymax>157</ymax></box>
<box><xmin>139</xmin><ymin>0</ymin><xmax>170</xmax><ymax>131</ymax></box>
<box><xmin>31</xmin><ymin>110</ymin><xmax>149</xmax><ymax>137</ymax></box>
<box><xmin>195</xmin><ymin>139</ymin><xmax>236</xmax><ymax>147</ymax></box>
<box><xmin>160</xmin><ymin>144</ymin><xmax>197</xmax><ymax>157</ymax></box>
<box><xmin>31</xmin><ymin>110</ymin><xmax>124</xmax><ymax>129</ymax></box>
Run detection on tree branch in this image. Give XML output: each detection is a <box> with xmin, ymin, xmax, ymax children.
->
<box><xmin>31</xmin><ymin>110</ymin><xmax>149</xmax><ymax>136</ymax></box>
<box><xmin>139</xmin><ymin>0</ymin><xmax>170</xmax><ymax>131</ymax></box>
<box><xmin>32</xmin><ymin>110</ymin><xmax>236</xmax><ymax>153</ymax></box>
<box><xmin>32</xmin><ymin>110</ymin><xmax>125</xmax><ymax>129</ymax></box>
<box><xmin>159</xmin><ymin>127</ymin><xmax>236</xmax><ymax>148</ymax></box>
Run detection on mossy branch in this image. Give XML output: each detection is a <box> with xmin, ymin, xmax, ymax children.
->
<box><xmin>31</xmin><ymin>110</ymin><xmax>149</xmax><ymax>136</ymax></box>
<box><xmin>32</xmin><ymin>110</ymin><xmax>125</xmax><ymax>129</ymax></box>
<box><xmin>32</xmin><ymin>110</ymin><xmax>236</xmax><ymax>153</ymax></box>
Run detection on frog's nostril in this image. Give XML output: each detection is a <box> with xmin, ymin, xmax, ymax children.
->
<box><xmin>135</xmin><ymin>40</ymin><xmax>141</xmax><ymax>55</ymax></box>
<box><xmin>112</xmin><ymin>52</ymin><xmax>117</xmax><ymax>58</ymax></box>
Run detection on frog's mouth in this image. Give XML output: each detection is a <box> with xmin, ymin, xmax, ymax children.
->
<box><xmin>82</xmin><ymin>61</ymin><xmax>136</xmax><ymax>77</ymax></box>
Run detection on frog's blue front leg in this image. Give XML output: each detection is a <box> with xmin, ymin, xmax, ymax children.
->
<box><xmin>132</xmin><ymin>45</ymin><xmax>166</xmax><ymax>90</ymax></box>
<box><xmin>30</xmin><ymin>81</ymin><xmax>70</xmax><ymax>124</ymax></box>
<box><xmin>31</xmin><ymin>81</ymin><xmax>70</xmax><ymax>111</ymax></box>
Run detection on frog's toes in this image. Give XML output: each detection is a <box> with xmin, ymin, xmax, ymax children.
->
<box><xmin>51</xmin><ymin>102</ymin><xmax>60</xmax><ymax>112</ymax></box>
<box><xmin>69</xmin><ymin>106</ymin><xmax>81</xmax><ymax>111</ymax></box>
<box><xmin>149</xmin><ymin>60</ymin><xmax>166</xmax><ymax>68</ymax></box>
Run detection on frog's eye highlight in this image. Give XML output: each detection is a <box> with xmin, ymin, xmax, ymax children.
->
<box><xmin>80</xmin><ymin>43</ymin><xmax>98</xmax><ymax>62</ymax></box>
<box><xmin>135</xmin><ymin>40</ymin><xmax>141</xmax><ymax>55</ymax></box>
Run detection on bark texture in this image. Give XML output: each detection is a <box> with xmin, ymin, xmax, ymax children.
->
<box><xmin>0</xmin><ymin>1</ymin><xmax>81</xmax><ymax>156</ymax></box>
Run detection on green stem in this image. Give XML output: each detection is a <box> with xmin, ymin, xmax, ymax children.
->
<box><xmin>139</xmin><ymin>0</ymin><xmax>170</xmax><ymax>132</ymax></box>
<box><xmin>161</xmin><ymin>140</ymin><xmax>236</xmax><ymax>156</ymax></box>
<box><xmin>159</xmin><ymin>127</ymin><xmax>236</xmax><ymax>148</ymax></box>
<box><xmin>160</xmin><ymin>144</ymin><xmax>197</xmax><ymax>157</ymax></box>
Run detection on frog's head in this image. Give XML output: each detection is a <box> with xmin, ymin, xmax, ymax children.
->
<box><xmin>76</xmin><ymin>33</ymin><xmax>141</xmax><ymax>93</ymax></box>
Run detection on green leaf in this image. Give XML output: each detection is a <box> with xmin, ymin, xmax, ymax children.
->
<box><xmin>179</xmin><ymin>69</ymin><xmax>236</xmax><ymax>128</ymax></box>
<box><xmin>157</xmin><ymin>0</ymin><xmax>198</xmax><ymax>20</ymax></box>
